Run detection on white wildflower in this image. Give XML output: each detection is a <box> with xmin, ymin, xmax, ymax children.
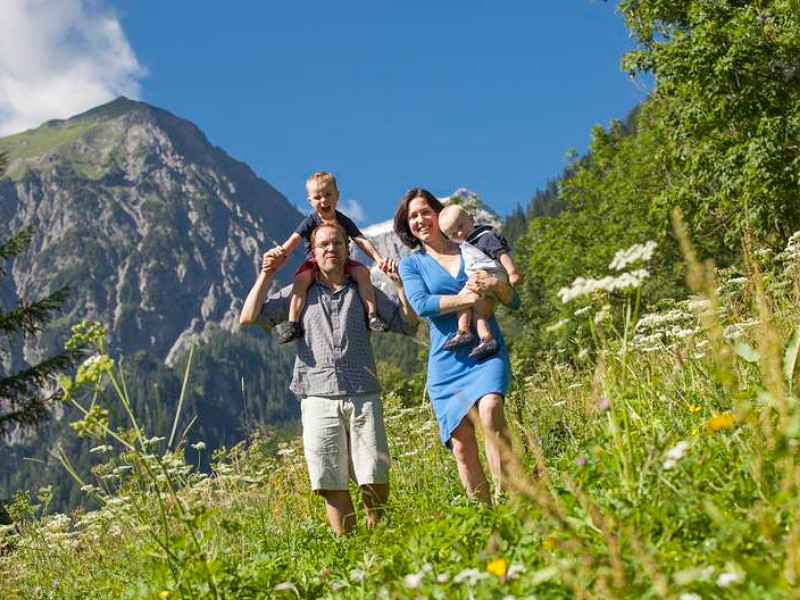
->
<box><xmin>45</xmin><ymin>513</ymin><xmax>71</xmax><ymax>532</ymax></box>
<box><xmin>273</xmin><ymin>581</ymin><xmax>297</xmax><ymax>592</ymax></box>
<box><xmin>453</xmin><ymin>567</ymin><xmax>490</xmax><ymax>585</ymax></box>
<box><xmin>635</xmin><ymin>309</ymin><xmax>693</xmax><ymax>331</ymax></box>
<box><xmin>81</xmin><ymin>354</ymin><xmax>104</xmax><ymax>368</ymax></box>
<box><xmin>716</xmin><ymin>571</ymin><xmax>742</xmax><ymax>587</ymax></box>
<box><xmin>609</xmin><ymin>241</ymin><xmax>657</xmax><ymax>271</ymax></box>
<box><xmin>594</xmin><ymin>304</ymin><xmax>611</xmax><ymax>324</ymax></box>
<box><xmin>403</xmin><ymin>564</ymin><xmax>432</xmax><ymax>589</ymax></box>
<box><xmin>403</xmin><ymin>572</ymin><xmax>424</xmax><ymax>589</ymax></box>
<box><xmin>663</xmin><ymin>440</ymin><xmax>690</xmax><ymax>470</ymax></box>
<box><xmin>558</xmin><ymin>269</ymin><xmax>649</xmax><ymax>303</ymax></box>
<box><xmin>350</xmin><ymin>569</ymin><xmax>366</xmax><ymax>583</ymax></box>
<box><xmin>679</xmin><ymin>594</ymin><xmax>702</xmax><ymax>600</ymax></box>
<box><xmin>436</xmin><ymin>573</ymin><xmax>450</xmax><ymax>583</ymax></box>
<box><xmin>143</xmin><ymin>436</ymin><xmax>166</xmax><ymax>446</ymax></box>
<box><xmin>573</xmin><ymin>305</ymin><xmax>592</xmax><ymax>317</ymax></box>
<box><xmin>507</xmin><ymin>563</ymin><xmax>526</xmax><ymax>579</ymax></box>
<box><xmin>191</xmin><ymin>441</ymin><xmax>206</xmax><ymax>451</ymax></box>
<box><xmin>545</xmin><ymin>318</ymin><xmax>569</xmax><ymax>333</ymax></box>
<box><xmin>277</xmin><ymin>448</ymin><xmax>295</xmax><ymax>457</ymax></box>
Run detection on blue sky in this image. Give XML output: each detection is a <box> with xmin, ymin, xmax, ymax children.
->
<box><xmin>1</xmin><ymin>1</ymin><xmax>648</xmax><ymax>225</ymax></box>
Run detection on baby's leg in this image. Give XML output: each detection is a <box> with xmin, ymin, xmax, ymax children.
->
<box><xmin>443</xmin><ymin>293</ymin><xmax>477</xmax><ymax>350</ymax></box>
<box><xmin>350</xmin><ymin>264</ymin><xmax>388</xmax><ymax>331</ymax></box>
<box><xmin>469</xmin><ymin>298</ymin><xmax>499</xmax><ymax>361</ymax></box>
<box><xmin>288</xmin><ymin>269</ymin><xmax>315</xmax><ymax>323</ymax></box>
<box><xmin>473</xmin><ymin>298</ymin><xmax>496</xmax><ymax>341</ymax></box>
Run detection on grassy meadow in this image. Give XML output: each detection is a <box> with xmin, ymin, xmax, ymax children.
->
<box><xmin>2</xmin><ymin>227</ymin><xmax>800</xmax><ymax>599</ymax></box>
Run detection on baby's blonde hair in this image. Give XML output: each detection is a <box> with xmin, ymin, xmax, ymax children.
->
<box><xmin>439</xmin><ymin>204</ymin><xmax>468</xmax><ymax>233</ymax></box>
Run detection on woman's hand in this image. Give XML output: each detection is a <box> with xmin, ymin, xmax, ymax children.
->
<box><xmin>380</xmin><ymin>260</ymin><xmax>402</xmax><ymax>287</ymax></box>
<box><xmin>465</xmin><ymin>271</ymin><xmax>501</xmax><ymax>296</ymax></box>
<box><xmin>465</xmin><ymin>270</ymin><xmax>515</xmax><ymax>307</ymax></box>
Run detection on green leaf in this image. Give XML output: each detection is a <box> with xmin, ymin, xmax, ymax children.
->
<box><xmin>783</xmin><ymin>326</ymin><xmax>800</xmax><ymax>383</ymax></box>
<box><xmin>734</xmin><ymin>343</ymin><xmax>759</xmax><ymax>363</ymax></box>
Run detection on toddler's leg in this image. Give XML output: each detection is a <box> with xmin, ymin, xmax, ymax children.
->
<box><xmin>278</xmin><ymin>270</ymin><xmax>315</xmax><ymax>344</ymax></box>
<box><xmin>350</xmin><ymin>264</ymin><xmax>388</xmax><ymax>332</ymax></box>
<box><xmin>469</xmin><ymin>298</ymin><xmax>499</xmax><ymax>361</ymax></box>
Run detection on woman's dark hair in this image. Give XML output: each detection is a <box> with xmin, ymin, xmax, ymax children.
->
<box><xmin>393</xmin><ymin>188</ymin><xmax>445</xmax><ymax>249</ymax></box>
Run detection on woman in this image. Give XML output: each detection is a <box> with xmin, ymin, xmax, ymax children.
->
<box><xmin>394</xmin><ymin>188</ymin><xmax>517</xmax><ymax>505</ymax></box>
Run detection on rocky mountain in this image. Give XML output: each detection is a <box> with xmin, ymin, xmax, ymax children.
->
<box><xmin>0</xmin><ymin>97</ymin><xmax>302</xmax><ymax>368</ymax></box>
<box><xmin>0</xmin><ymin>98</ymin><xmax>309</xmax><ymax>508</ymax></box>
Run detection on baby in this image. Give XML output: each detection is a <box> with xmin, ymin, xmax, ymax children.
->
<box><xmin>267</xmin><ymin>171</ymin><xmax>390</xmax><ymax>343</ymax></box>
<box><xmin>438</xmin><ymin>204</ymin><xmax>521</xmax><ymax>360</ymax></box>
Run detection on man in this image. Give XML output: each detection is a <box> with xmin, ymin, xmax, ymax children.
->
<box><xmin>240</xmin><ymin>223</ymin><xmax>417</xmax><ymax>534</ymax></box>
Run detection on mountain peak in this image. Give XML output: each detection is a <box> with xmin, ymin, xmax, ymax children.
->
<box><xmin>68</xmin><ymin>96</ymin><xmax>154</xmax><ymax>123</ymax></box>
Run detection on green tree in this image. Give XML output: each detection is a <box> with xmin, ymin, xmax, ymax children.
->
<box><xmin>0</xmin><ymin>151</ymin><xmax>78</xmax><ymax>436</ymax></box>
<box><xmin>619</xmin><ymin>0</ymin><xmax>800</xmax><ymax>249</ymax></box>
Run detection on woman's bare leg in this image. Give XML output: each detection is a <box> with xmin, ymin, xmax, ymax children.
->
<box><xmin>449</xmin><ymin>413</ymin><xmax>491</xmax><ymax>505</ymax></box>
<box><xmin>477</xmin><ymin>393</ymin><xmax>512</xmax><ymax>501</ymax></box>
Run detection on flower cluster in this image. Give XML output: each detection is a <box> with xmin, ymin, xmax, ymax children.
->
<box><xmin>662</xmin><ymin>440</ymin><xmax>690</xmax><ymax>470</ymax></box>
<box><xmin>558</xmin><ymin>269</ymin><xmax>650</xmax><ymax>303</ymax></box>
<box><xmin>609</xmin><ymin>240</ymin><xmax>657</xmax><ymax>271</ymax></box>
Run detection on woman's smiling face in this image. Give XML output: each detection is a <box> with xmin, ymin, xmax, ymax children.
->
<box><xmin>407</xmin><ymin>196</ymin><xmax>440</xmax><ymax>244</ymax></box>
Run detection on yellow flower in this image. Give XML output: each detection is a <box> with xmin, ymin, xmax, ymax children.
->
<box><xmin>487</xmin><ymin>558</ymin><xmax>507</xmax><ymax>577</ymax></box>
<box><xmin>158</xmin><ymin>592</ymin><xmax>172</xmax><ymax>599</ymax></box>
<box><xmin>691</xmin><ymin>427</ymin><xmax>699</xmax><ymax>436</ymax></box>
<box><xmin>705</xmin><ymin>412</ymin><xmax>736</xmax><ymax>431</ymax></box>
<box><xmin>543</xmin><ymin>537</ymin><xmax>558</xmax><ymax>552</ymax></box>
<box><xmin>688</xmin><ymin>404</ymin><xmax>701</xmax><ymax>413</ymax></box>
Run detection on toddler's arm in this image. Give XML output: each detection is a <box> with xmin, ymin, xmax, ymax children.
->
<box><xmin>353</xmin><ymin>235</ymin><xmax>391</xmax><ymax>270</ymax></box>
<box><xmin>498</xmin><ymin>253</ymin><xmax>522</xmax><ymax>287</ymax></box>
<box><xmin>267</xmin><ymin>232</ymin><xmax>303</xmax><ymax>259</ymax></box>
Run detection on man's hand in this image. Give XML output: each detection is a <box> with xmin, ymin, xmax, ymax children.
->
<box><xmin>262</xmin><ymin>249</ymin><xmax>286</xmax><ymax>274</ymax></box>
<box><xmin>509</xmin><ymin>272</ymin><xmax>523</xmax><ymax>288</ymax></box>
<box><xmin>265</xmin><ymin>246</ymin><xmax>286</xmax><ymax>259</ymax></box>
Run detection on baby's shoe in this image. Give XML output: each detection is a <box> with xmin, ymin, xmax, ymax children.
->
<box><xmin>468</xmin><ymin>338</ymin><xmax>499</xmax><ymax>361</ymax></box>
<box><xmin>443</xmin><ymin>329</ymin><xmax>475</xmax><ymax>350</ymax></box>
<box><xmin>368</xmin><ymin>313</ymin><xmax>390</xmax><ymax>332</ymax></box>
<box><xmin>276</xmin><ymin>321</ymin><xmax>302</xmax><ymax>344</ymax></box>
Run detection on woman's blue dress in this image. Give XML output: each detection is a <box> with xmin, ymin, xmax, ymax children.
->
<box><xmin>399</xmin><ymin>250</ymin><xmax>512</xmax><ymax>447</ymax></box>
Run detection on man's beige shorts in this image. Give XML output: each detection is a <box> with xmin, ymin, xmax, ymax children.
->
<box><xmin>300</xmin><ymin>393</ymin><xmax>390</xmax><ymax>491</ymax></box>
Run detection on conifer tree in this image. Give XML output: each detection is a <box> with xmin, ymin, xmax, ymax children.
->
<box><xmin>0</xmin><ymin>151</ymin><xmax>78</xmax><ymax>437</ymax></box>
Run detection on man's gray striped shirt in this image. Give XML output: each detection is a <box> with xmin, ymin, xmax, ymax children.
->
<box><xmin>256</xmin><ymin>278</ymin><xmax>417</xmax><ymax>398</ymax></box>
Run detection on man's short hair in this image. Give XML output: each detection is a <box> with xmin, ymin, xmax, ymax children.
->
<box><xmin>310</xmin><ymin>222</ymin><xmax>349</xmax><ymax>251</ymax></box>
<box><xmin>306</xmin><ymin>171</ymin><xmax>338</xmax><ymax>193</ymax></box>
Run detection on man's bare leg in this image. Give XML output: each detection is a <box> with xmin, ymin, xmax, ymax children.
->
<box><xmin>320</xmin><ymin>490</ymin><xmax>356</xmax><ymax>534</ymax></box>
<box><xmin>361</xmin><ymin>483</ymin><xmax>389</xmax><ymax>528</ymax></box>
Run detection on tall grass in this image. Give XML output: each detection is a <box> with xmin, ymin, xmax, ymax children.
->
<box><xmin>3</xmin><ymin>228</ymin><xmax>800</xmax><ymax>598</ymax></box>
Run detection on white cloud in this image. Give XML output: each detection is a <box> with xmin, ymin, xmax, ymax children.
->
<box><xmin>339</xmin><ymin>198</ymin><xmax>366</xmax><ymax>222</ymax></box>
<box><xmin>0</xmin><ymin>0</ymin><xmax>145</xmax><ymax>136</ymax></box>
